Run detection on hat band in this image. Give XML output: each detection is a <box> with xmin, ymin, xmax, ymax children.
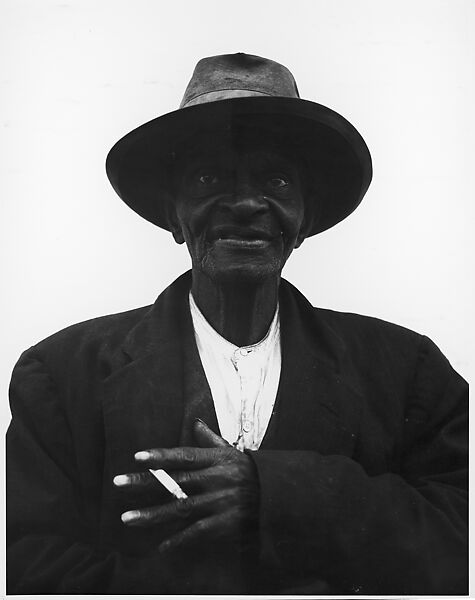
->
<box><xmin>181</xmin><ymin>88</ymin><xmax>272</xmax><ymax>108</ymax></box>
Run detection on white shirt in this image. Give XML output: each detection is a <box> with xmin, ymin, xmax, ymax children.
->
<box><xmin>189</xmin><ymin>292</ymin><xmax>281</xmax><ymax>451</ymax></box>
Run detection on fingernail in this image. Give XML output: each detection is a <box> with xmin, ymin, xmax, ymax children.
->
<box><xmin>121</xmin><ymin>510</ymin><xmax>140</xmax><ymax>523</ymax></box>
<box><xmin>134</xmin><ymin>451</ymin><xmax>150</xmax><ymax>461</ymax></box>
<box><xmin>195</xmin><ymin>418</ymin><xmax>207</xmax><ymax>426</ymax></box>
<box><xmin>113</xmin><ymin>474</ymin><xmax>130</xmax><ymax>486</ymax></box>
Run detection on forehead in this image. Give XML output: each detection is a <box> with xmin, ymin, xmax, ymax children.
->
<box><xmin>173</xmin><ymin>129</ymin><xmax>301</xmax><ymax>172</ymax></box>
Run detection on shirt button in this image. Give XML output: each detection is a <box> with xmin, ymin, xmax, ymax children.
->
<box><xmin>242</xmin><ymin>420</ymin><xmax>252</xmax><ymax>432</ymax></box>
<box><xmin>239</xmin><ymin>348</ymin><xmax>250</xmax><ymax>356</ymax></box>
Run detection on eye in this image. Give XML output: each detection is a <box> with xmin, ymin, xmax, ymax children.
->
<box><xmin>266</xmin><ymin>175</ymin><xmax>290</xmax><ymax>189</ymax></box>
<box><xmin>197</xmin><ymin>173</ymin><xmax>219</xmax><ymax>186</ymax></box>
<box><xmin>186</xmin><ymin>168</ymin><xmax>228</xmax><ymax>196</ymax></box>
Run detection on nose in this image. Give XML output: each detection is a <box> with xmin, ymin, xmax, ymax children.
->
<box><xmin>226</xmin><ymin>179</ymin><xmax>268</xmax><ymax>220</ymax></box>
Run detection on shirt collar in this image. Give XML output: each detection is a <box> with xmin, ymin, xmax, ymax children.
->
<box><xmin>189</xmin><ymin>291</ymin><xmax>280</xmax><ymax>360</ymax></box>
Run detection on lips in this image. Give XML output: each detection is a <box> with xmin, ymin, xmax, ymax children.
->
<box><xmin>207</xmin><ymin>225</ymin><xmax>277</xmax><ymax>243</ymax></box>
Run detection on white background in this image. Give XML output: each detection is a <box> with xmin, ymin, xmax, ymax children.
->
<box><xmin>1</xmin><ymin>0</ymin><xmax>474</xmax><ymax>592</ymax></box>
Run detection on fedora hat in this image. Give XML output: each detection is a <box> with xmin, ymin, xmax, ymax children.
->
<box><xmin>106</xmin><ymin>53</ymin><xmax>372</xmax><ymax>236</ymax></box>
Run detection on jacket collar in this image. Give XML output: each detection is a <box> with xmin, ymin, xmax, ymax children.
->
<box><xmin>102</xmin><ymin>272</ymin><xmax>193</xmax><ymax>467</ymax></box>
<box><xmin>99</xmin><ymin>272</ymin><xmax>192</xmax><ymax>548</ymax></box>
<box><xmin>260</xmin><ymin>279</ymin><xmax>362</xmax><ymax>454</ymax></box>
<box><xmin>102</xmin><ymin>270</ymin><xmax>362</xmax><ymax>478</ymax></box>
<box><xmin>99</xmin><ymin>271</ymin><xmax>362</xmax><ymax>547</ymax></box>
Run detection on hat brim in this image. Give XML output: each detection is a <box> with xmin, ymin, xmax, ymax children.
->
<box><xmin>106</xmin><ymin>96</ymin><xmax>372</xmax><ymax>236</ymax></box>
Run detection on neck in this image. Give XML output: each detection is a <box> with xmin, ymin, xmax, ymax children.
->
<box><xmin>191</xmin><ymin>271</ymin><xmax>280</xmax><ymax>346</ymax></box>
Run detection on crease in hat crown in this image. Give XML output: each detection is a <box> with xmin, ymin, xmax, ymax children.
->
<box><xmin>180</xmin><ymin>53</ymin><xmax>300</xmax><ymax>108</ymax></box>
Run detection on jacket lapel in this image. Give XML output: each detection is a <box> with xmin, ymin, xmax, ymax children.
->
<box><xmin>101</xmin><ymin>272</ymin><xmax>363</xmax><ymax>465</ymax></box>
<box><xmin>100</xmin><ymin>273</ymin><xmax>192</xmax><ymax>549</ymax></box>
<box><xmin>98</xmin><ymin>272</ymin><xmax>363</xmax><ymax>549</ymax></box>
<box><xmin>179</xmin><ymin>323</ymin><xmax>220</xmax><ymax>446</ymax></box>
<box><xmin>261</xmin><ymin>279</ymin><xmax>362</xmax><ymax>456</ymax></box>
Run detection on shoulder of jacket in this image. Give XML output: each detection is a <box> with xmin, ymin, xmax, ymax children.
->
<box><xmin>314</xmin><ymin>306</ymin><xmax>424</xmax><ymax>345</ymax></box>
<box><xmin>26</xmin><ymin>304</ymin><xmax>153</xmax><ymax>361</ymax></box>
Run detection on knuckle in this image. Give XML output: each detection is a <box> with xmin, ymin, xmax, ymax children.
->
<box><xmin>128</xmin><ymin>473</ymin><xmax>139</xmax><ymax>484</ymax></box>
<box><xmin>146</xmin><ymin>472</ymin><xmax>163</xmax><ymax>488</ymax></box>
<box><xmin>125</xmin><ymin>472</ymin><xmax>139</xmax><ymax>486</ymax></box>
<box><xmin>180</xmin><ymin>448</ymin><xmax>197</xmax><ymax>465</ymax></box>
<box><xmin>136</xmin><ymin>472</ymin><xmax>150</xmax><ymax>485</ymax></box>
<box><xmin>175</xmin><ymin>496</ymin><xmax>194</xmax><ymax>518</ymax></box>
<box><xmin>210</xmin><ymin>448</ymin><xmax>228</xmax><ymax>464</ymax></box>
<box><xmin>145</xmin><ymin>449</ymin><xmax>160</xmax><ymax>462</ymax></box>
<box><xmin>215</xmin><ymin>463</ymin><xmax>232</xmax><ymax>479</ymax></box>
<box><xmin>223</xmin><ymin>448</ymin><xmax>236</xmax><ymax>461</ymax></box>
<box><xmin>136</xmin><ymin>507</ymin><xmax>149</xmax><ymax>521</ymax></box>
<box><xmin>174</xmin><ymin>470</ymin><xmax>191</xmax><ymax>485</ymax></box>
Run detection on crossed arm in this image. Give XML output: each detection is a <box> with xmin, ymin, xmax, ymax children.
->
<box><xmin>113</xmin><ymin>412</ymin><xmax>468</xmax><ymax>595</ymax></box>
<box><xmin>7</xmin><ymin>343</ymin><xmax>468</xmax><ymax>594</ymax></box>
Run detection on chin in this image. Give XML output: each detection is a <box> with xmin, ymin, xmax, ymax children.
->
<box><xmin>202</xmin><ymin>259</ymin><xmax>281</xmax><ymax>285</ymax></box>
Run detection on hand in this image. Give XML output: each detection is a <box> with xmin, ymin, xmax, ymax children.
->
<box><xmin>113</xmin><ymin>419</ymin><xmax>260</xmax><ymax>554</ymax></box>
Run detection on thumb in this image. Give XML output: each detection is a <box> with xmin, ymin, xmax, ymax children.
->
<box><xmin>193</xmin><ymin>419</ymin><xmax>230</xmax><ymax>448</ymax></box>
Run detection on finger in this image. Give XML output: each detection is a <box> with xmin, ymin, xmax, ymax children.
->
<box><xmin>173</xmin><ymin>464</ymin><xmax>240</xmax><ymax>493</ymax></box>
<box><xmin>158</xmin><ymin>511</ymin><xmax>232</xmax><ymax>553</ymax></box>
<box><xmin>121</xmin><ymin>489</ymin><xmax>233</xmax><ymax>526</ymax></box>
<box><xmin>134</xmin><ymin>446</ymin><xmax>218</xmax><ymax>470</ymax></box>
<box><xmin>113</xmin><ymin>471</ymin><xmax>156</xmax><ymax>491</ymax></box>
<box><xmin>193</xmin><ymin>419</ymin><xmax>230</xmax><ymax>448</ymax></box>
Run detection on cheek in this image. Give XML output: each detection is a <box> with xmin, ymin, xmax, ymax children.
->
<box><xmin>176</xmin><ymin>199</ymin><xmax>213</xmax><ymax>238</ymax></box>
<box><xmin>280</xmin><ymin>199</ymin><xmax>305</xmax><ymax>234</ymax></box>
<box><xmin>175</xmin><ymin>204</ymin><xmax>198</xmax><ymax>241</ymax></box>
<box><xmin>179</xmin><ymin>222</ymin><xmax>209</xmax><ymax>264</ymax></box>
<box><xmin>278</xmin><ymin>203</ymin><xmax>306</xmax><ymax>253</ymax></box>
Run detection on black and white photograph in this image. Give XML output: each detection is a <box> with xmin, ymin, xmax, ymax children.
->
<box><xmin>2</xmin><ymin>0</ymin><xmax>472</xmax><ymax>596</ymax></box>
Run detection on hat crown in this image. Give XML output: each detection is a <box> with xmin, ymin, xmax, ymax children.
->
<box><xmin>180</xmin><ymin>53</ymin><xmax>300</xmax><ymax>108</ymax></box>
<box><xmin>107</xmin><ymin>52</ymin><xmax>372</xmax><ymax>237</ymax></box>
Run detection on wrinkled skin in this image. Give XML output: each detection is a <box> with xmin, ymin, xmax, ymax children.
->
<box><xmin>169</xmin><ymin>139</ymin><xmax>309</xmax><ymax>345</ymax></box>
<box><xmin>114</xmin><ymin>139</ymin><xmax>310</xmax><ymax>591</ymax></box>
<box><xmin>171</xmin><ymin>142</ymin><xmax>307</xmax><ymax>284</ymax></box>
<box><xmin>116</xmin><ymin>420</ymin><xmax>259</xmax><ymax>550</ymax></box>
<box><xmin>114</xmin><ymin>420</ymin><xmax>260</xmax><ymax>592</ymax></box>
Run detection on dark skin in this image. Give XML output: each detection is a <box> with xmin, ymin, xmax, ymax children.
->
<box><xmin>114</xmin><ymin>140</ymin><xmax>308</xmax><ymax>569</ymax></box>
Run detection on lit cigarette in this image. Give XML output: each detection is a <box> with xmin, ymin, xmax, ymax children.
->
<box><xmin>148</xmin><ymin>468</ymin><xmax>188</xmax><ymax>500</ymax></box>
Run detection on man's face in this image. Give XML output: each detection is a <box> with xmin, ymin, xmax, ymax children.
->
<box><xmin>171</xmin><ymin>139</ymin><xmax>308</xmax><ymax>284</ymax></box>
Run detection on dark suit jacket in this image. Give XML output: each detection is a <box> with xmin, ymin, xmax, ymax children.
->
<box><xmin>7</xmin><ymin>272</ymin><xmax>468</xmax><ymax>594</ymax></box>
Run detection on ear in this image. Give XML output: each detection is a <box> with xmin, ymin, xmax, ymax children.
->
<box><xmin>171</xmin><ymin>227</ymin><xmax>185</xmax><ymax>244</ymax></box>
<box><xmin>294</xmin><ymin>218</ymin><xmax>312</xmax><ymax>248</ymax></box>
<box><xmin>166</xmin><ymin>204</ymin><xmax>185</xmax><ymax>244</ymax></box>
<box><xmin>295</xmin><ymin>195</ymin><xmax>320</xmax><ymax>248</ymax></box>
<box><xmin>294</xmin><ymin>230</ymin><xmax>306</xmax><ymax>249</ymax></box>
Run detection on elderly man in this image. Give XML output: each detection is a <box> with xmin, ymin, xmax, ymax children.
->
<box><xmin>7</xmin><ymin>54</ymin><xmax>467</xmax><ymax>595</ymax></box>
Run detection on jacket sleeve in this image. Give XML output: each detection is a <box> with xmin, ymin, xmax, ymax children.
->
<box><xmin>6</xmin><ymin>348</ymin><xmax>173</xmax><ymax>595</ymax></box>
<box><xmin>250</xmin><ymin>335</ymin><xmax>468</xmax><ymax>595</ymax></box>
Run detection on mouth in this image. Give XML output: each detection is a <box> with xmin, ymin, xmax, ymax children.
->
<box><xmin>207</xmin><ymin>226</ymin><xmax>281</xmax><ymax>248</ymax></box>
<box><xmin>212</xmin><ymin>238</ymin><xmax>272</xmax><ymax>249</ymax></box>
